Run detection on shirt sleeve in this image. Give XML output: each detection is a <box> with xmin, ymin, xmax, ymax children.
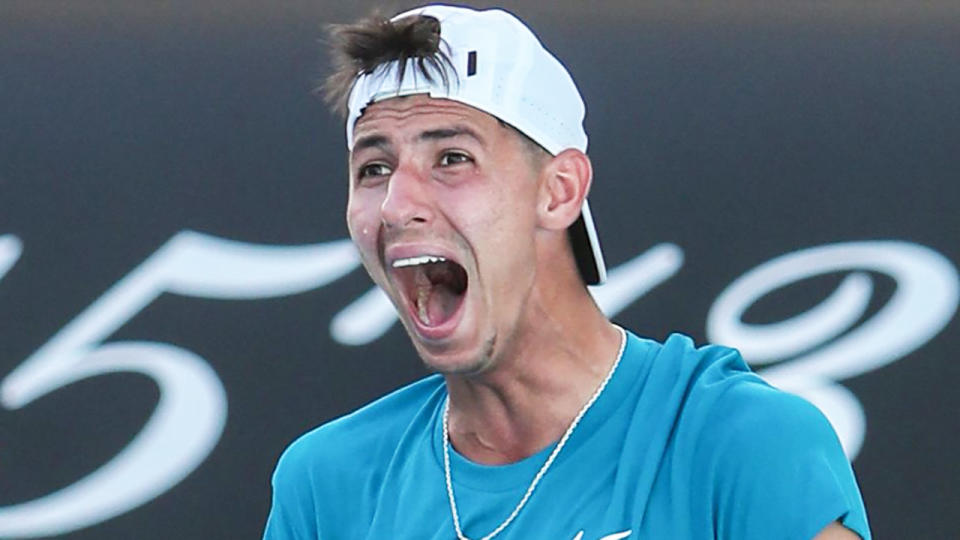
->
<box><xmin>711</xmin><ymin>382</ymin><xmax>871</xmax><ymax>540</ymax></box>
<box><xmin>262</xmin><ymin>436</ymin><xmax>321</xmax><ymax>540</ymax></box>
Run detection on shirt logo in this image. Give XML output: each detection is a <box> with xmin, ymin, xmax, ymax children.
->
<box><xmin>571</xmin><ymin>530</ymin><xmax>632</xmax><ymax>540</ymax></box>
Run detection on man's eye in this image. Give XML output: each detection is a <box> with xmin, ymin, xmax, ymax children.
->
<box><xmin>439</xmin><ymin>151</ymin><xmax>472</xmax><ymax>167</ymax></box>
<box><xmin>358</xmin><ymin>163</ymin><xmax>392</xmax><ymax>179</ymax></box>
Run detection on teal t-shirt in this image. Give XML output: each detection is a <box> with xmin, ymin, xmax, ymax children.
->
<box><xmin>263</xmin><ymin>332</ymin><xmax>871</xmax><ymax>539</ymax></box>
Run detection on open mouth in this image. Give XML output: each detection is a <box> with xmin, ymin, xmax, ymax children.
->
<box><xmin>391</xmin><ymin>255</ymin><xmax>468</xmax><ymax>331</ymax></box>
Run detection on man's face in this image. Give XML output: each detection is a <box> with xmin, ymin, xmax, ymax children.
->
<box><xmin>347</xmin><ymin>95</ymin><xmax>544</xmax><ymax>374</ymax></box>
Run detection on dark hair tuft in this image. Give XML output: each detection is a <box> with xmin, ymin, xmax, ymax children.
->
<box><xmin>322</xmin><ymin>12</ymin><xmax>455</xmax><ymax>116</ymax></box>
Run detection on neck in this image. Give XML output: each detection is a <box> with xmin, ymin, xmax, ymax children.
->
<box><xmin>443</xmin><ymin>286</ymin><xmax>623</xmax><ymax>465</ymax></box>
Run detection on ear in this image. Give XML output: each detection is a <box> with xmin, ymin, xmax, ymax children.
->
<box><xmin>537</xmin><ymin>149</ymin><xmax>593</xmax><ymax>231</ymax></box>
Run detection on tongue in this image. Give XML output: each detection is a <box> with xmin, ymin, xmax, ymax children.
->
<box><xmin>428</xmin><ymin>282</ymin><xmax>461</xmax><ymax>326</ymax></box>
<box><xmin>416</xmin><ymin>281</ymin><xmax>461</xmax><ymax>327</ymax></box>
<box><xmin>415</xmin><ymin>267</ymin><xmax>463</xmax><ymax>327</ymax></box>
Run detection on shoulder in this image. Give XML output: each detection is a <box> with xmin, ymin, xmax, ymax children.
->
<box><xmin>642</xmin><ymin>332</ymin><xmax>750</xmax><ymax>379</ymax></box>
<box><xmin>269</xmin><ymin>374</ymin><xmax>445</xmax><ymax>511</ymax></box>
<box><xmin>273</xmin><ymin>374</ymin><xmax>445</xmax><ymax>482</ymax></box>
<box><xmin>631</xmin><ymin>332</ymin><xmax>870</xmax><ymax>539</ymax></box>
<box><xmin>705</xmin><ymin>372</ymin><xmax>843</xmax><ymax>470</ymax></box>
<box><xmin>265</xmin><ymin>375</ymin><xmax>445</xmax><ymax>538</ymax></box>
<box><xmin>706</xmin><ymin>382</ymin><xmax>870</xmax><ymax>539</ymax></box>
<box><xmin>658</xmin><ymin>337</ymin><xmax>871</xmax><ymax>540</ymax></box>
<box><xmin>641</xmin><ymin>332</ymin><xmax>823</xmax><ymax>435</ymax></box>
<box><xmin>635</xmin><ymin>332</ymin><xmax>756</xmax><ymax>404</ymax></box>
<box><xmin>646</xmin><ymin>333</ymin><xmax>849</xmax><ymax>481</ymax></box>
<box><xmin>652</xmin><ymin>334</ymin><xmax>845</xmax><ymax>469</ymax></box>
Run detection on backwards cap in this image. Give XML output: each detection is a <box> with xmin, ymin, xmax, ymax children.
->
<box><xmin>345</xmin><ymin>4</ymin><xmax>606</xmax><ymax>285</ymax></box>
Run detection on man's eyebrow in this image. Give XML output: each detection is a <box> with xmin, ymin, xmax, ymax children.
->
<box><xmin>420</xmin><ymin>126</ymin><xmax>486</xmax><ymax>146</ymax></box>
<box><xmin>352</xmin><ymin>134</ymin><xmax>390</xmax><ymax>152</ymax></box>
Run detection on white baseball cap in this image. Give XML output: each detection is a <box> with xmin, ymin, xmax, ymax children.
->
<box><xmin>345</xmin><ymin>4</ymin><xmax>607</xmax><ymax>285</ymax></box>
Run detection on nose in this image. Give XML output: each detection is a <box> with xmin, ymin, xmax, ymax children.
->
<box><xmin>380</xmin><ymin>163</ymin><xmax>433</xmax><ymax>229</ymax></box>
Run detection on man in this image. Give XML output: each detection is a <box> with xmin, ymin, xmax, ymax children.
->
<box><xmin>264</xmin><ymin>5</ymin><xmax>870</xmax><ymax>539</ymax></box>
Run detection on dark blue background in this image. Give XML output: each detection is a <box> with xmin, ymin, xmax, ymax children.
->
<box><xmin>1</xmin><ymin>2</ymin><xmax>957</xmax><ymax>538</ymax></box>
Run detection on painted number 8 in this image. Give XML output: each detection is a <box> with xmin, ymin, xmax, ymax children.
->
<box><xmin>707</xmin><ymin>241</ymin><xmax>959</xmax><ymax>458</ymax></box>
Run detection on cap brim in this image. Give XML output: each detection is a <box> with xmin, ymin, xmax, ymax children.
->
<box><xmin>569</xmin><ymin>199</ymin><xmax>607</xmax><ymax>285</ymax></box>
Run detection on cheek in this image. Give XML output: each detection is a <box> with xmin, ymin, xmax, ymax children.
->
<box><xmin>346</xmin><ymin>200</ymin><xmax>389</xmax><ymax>285</ymax></box>
<box><xmin>346</xmin><ymin>195</ymin><xmax>380</xmax><ymax>246</ymax></box>
<box><xmin>450</xmin><ymin>190</ymin><xmax>537</xmax><ymax>271</ymax></box>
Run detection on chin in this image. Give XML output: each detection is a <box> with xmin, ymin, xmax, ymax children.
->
<box><xmin>408</xmin><ymin>331</ymin><xmax>497</xmax><ymax>376</ymax></box>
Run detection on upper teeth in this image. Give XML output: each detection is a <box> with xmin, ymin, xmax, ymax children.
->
<box><xmin>392</xmin><ymin>255</ymin><xmax>447</xmax><ymax>268</ymax></box>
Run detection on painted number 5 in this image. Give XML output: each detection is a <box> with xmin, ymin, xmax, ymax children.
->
<box><xmin>0</xmin><ymin>231</ymin><xmax>360</xmax><ymax>538</ymax></box>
